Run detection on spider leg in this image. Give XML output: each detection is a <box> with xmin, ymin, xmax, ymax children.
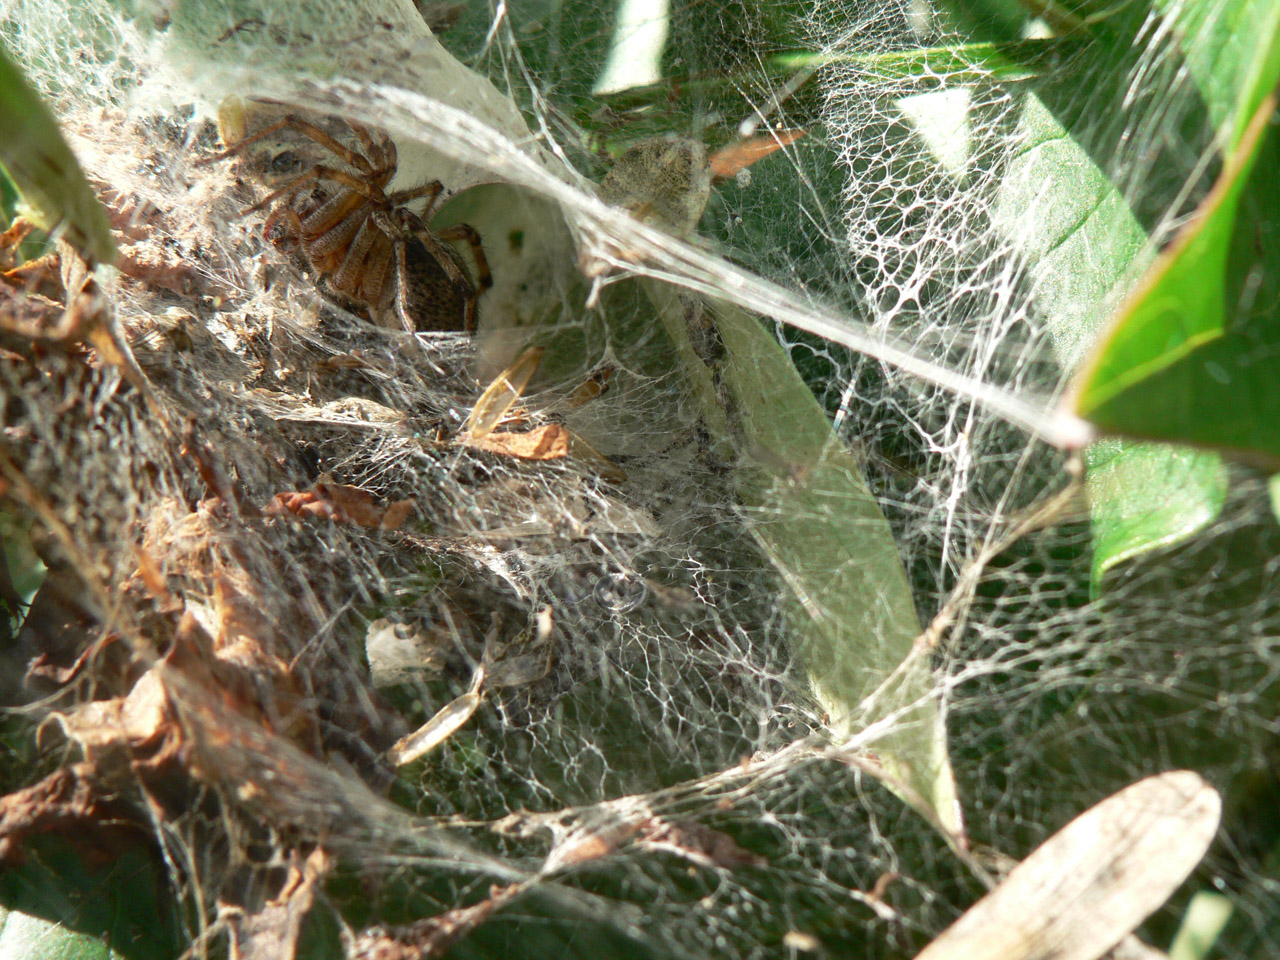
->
<box><xmin>434</xmin><ymin>223</ymin><xmax>493</xmax><ymax>292</ymax></box>
<box><xmin>331</xmin><ymin>216</ymin><xmax>382</xmax><ymax>298</ymax></box>
<box><xmin>243</xmin><ymin>165</ymin><xmax>387</xmax><ymax>218</ymax></box>
<box><xmin>391</xmin><ymin>231</ymin><xmax>417</xmax><ymax>335</ymax></box>
<box><xmin>304</xmin><ymin>196</ymin><xmax>371</xmax><ymax>256</ymax></box>
<box><xmin>397</xmin><ymin>211</ymin><xmax>469</xmax><ymax>289</ymax></box>
<box><xmin>371</xmin><ymin>210</ymin><xmax>418</xmax><ymax>334</ymax></box>
<box><xmin>199</xmin><ymin>115</ymin><xmax>377</xmax><ymax>177</ymax></box>
<box><xmin>347</xmin><ymin>122</ymin><xmax>397</xmax><ymax>186</ymax></box>
<box><xmin>360</xmin><ymin>235</ymin><xmax>394</xmax><ymax>319</ymax></box>
<box><xmin>264</xmin><ymin>205</ymin><xmax>305</xmax><ymax>243</ymax></box>
<box><xmin>387</xmin><ymin>180</ymin><xmax>445</xmax><ymax>219</ymax></box>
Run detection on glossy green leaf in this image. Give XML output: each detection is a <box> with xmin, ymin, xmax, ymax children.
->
<box><xmin>990</xmin><ymin>0</ymin><xmax>1280</xmax><ymax>590</ymax></box>
<box><xmin>1072</xmin><ymin>85</ymin><xmax>1280</xmax><ymax>464</ymax></box>
<box><xmin>0</xmin><ymin>835</ymin><xmax>181</xmax><ymax>960</ymax></box>
<box><xmin>0</xmin><ymin>43</ymin><xmax>114</xmax><ymax>264</ymax></box>
<box><xmin>1069</xmin><ymin>0</ymin><xmax>1280</xmax><ymax>462</ymax></box>
<box><xmin>990</xmin><ymin>72</ymin><xmax>1221</xmax><ymax>592</ymax></box>
<box><xmin>0</xmin><ymin>907</ymin><xmax>116</xmax><ymax>960</ymax></box>
<box><xmin>1086</xmin><ymin>440</ymin><xmax>1228</xmax><ymax>588</ymax></box>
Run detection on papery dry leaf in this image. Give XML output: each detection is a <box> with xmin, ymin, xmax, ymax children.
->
<box><xmin>225</xmin><ymin>847</ymin><xmax>333</xmax><ymax>960</ymax></box>
<box><xmin>464</xmin><ymin>423</ymin><xmax>569</xmax><ymax>460</ymax></box>
<box><xmin>0</xmin><ymin>763</ymin><xmax>141</xmax><ymax>865</ymax></box>
<box><xmin>171</xmin><ymin>612</ymin><xmax>316</xmax><ymax>751</ymax></box>
<box><xmin>565</xmin><ymin>429</ymin><xmax>626</xmax><ymax>481</ymax></box>
<box><xmin>365</xmin><ymin>618</ymin><xmax>449</xmax><ymax>688</ymax></box>
<box><xmin>567</xmin><ymin>365</ymin><xmax>614</xmax><ymax>406</ymax></box>
<box><xmin>637</xmin><ymin>817</ymin><xmax>766</xmax><ymax>870</ymax></box>
<box><xmin>914</xmin><ymin>771</ymin><xmax>1220</xmax><ymax>960</ymax></box>
<box><xmin>265</xmin><ymin>483</ymin><xmax>415</xmax><ymax>530</ymax></box>
<box><xmin>0</xmin><ymin>217</ymin><xmax>37</xmax><ymax>269</ymax></box>
<box><xmin>51</xmin><ymin>667</ymin><xmax>173</xmax><ymax>763</ymax></box>
<box><xmin>483</xmin><ymin>620</ymin><xmax>553</xmax><ymax>689</ymax></box>
<box><xmin>541</xmin><ymin>820</ymin><xmax>643</xmax><ymax>873</ymax></box>
<box><xmin>2</xmin><ymin>253</ymin><xmax>63</xmax><ymax>301</ymax></box>
<box><xmin>380</xmin><ymin>498</ymin><xmax>415</xmax><ymax>530</ymax></box>
<box><xmin>352</xmin><ymin>883</ymin><xmax>519</xmax><ymax>959</ymax></box>
<box><xmin>485</xmin><ymin>646</ymin><xmax>552</xmax><ymax>688</ymax></box>
<box><xmin>213</xmin><ymin>571</ymin><xmax>279</xmax><ymax>651</ymax></box>
<box><xmin>463</xmin><ymin>345</ymin><xmax>542</xmax><ymax>439</ymax></box>
<box><xmin>387</xmin><ymin>687</ymin><xmax>483</xmax><ymax>767</ymax></box>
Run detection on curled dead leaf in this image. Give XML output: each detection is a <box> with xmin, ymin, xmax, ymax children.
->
<box><xmin>223</xmin><ymin>847</ymin><xmax>333</xmax><ymax>960</ymax></box>
<box><xmin>352</xmin><ymin>883</ymin><xmax>519</xmax><ymax>960</ymax></box>
<box><xmin>387</xmin><ymin>663</ymin><xmax>487</xmax><ymax>767</ymax></box>
<box><xmin>637</xmin><ymin>817</ymin><xmax>766</xmax><ymax>870</ymax></box>
<box><xmin>541</xmin><ymin>820</ymin><xmax>643</xmax><ymax>873</ymax></box>
<box><xmin>463</xmin><ymin>345</ymin><xmax>543</xmax><ymax>439</ymax></box>
<box><xmin>265</xmin><ymin>483</ymin><xmax>415</xmax><ymax>530</ymax></box>
<box><xmin>0</xmin><ymin>763</ymin><xmax>143</xmax><ymax>866</ymax></box>
<box><xmin>464</xmin><ymin>423</ymin><xmax>570</xmax><ymax>460</ymax></box>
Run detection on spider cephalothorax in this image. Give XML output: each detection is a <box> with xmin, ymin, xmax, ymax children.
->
<box><xmin>201</xmin><ymin>114</ymin><xmax>491</xmax><ymax>333</ymax></box>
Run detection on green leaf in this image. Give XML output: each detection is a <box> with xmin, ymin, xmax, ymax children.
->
<box><xmin>0</xmin><ymin>835</ymin><xmax>181</xmax><ymax>960</ymax></box>
<box><xmin>644</xmin><ymin>281</ymin><xmax>960</xmax><ymax>836</ymax></box>
<box><xmin>1071</xmin><ymin>85</ymin><xmax>1280</xmax><ymax>464</ymax></box>
<box><xmin>1068</xmin><ymin>0</ymin><xmax>1280</xmax><ymax>464</ymax></box>
<box><xmin>0</xmin><ymin>906</ymin><xmax>116</xmax><ymax>960</ymax></box>
<box><xmin>992</xmin><ymin>0</ymin><xmax>1280</xmax><ymax>589</ymax></box>
<box><xmin>1085</xmin><ymin>440</ymin><xmax>1228</xmax><ymax>588</ymax></box>
<box><xmin>1167</xmin><ymin>891</ymin><xmax>1234</xmax><ymax>960</ymax></box>
<box><xmin>990</xmin><ymin>81</ymin><xmax>1221</xmax><ymax>592</ymax></box>
<box><xmin>0</xmin><ymin>43</ymin><xmax>114</xmax><ymax>264</ymax></box>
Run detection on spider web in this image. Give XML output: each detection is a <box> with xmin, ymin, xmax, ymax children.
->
<box><xmin>0</xmin><ymin>0</ymin><xmax>1277</xmax><ymax>958</ymax></box>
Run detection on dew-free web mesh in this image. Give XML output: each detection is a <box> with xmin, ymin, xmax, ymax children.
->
<box><xmin>0</xmin><ymin>0</ymin><xmax>1276</xmax><ymax>957</ymax></box>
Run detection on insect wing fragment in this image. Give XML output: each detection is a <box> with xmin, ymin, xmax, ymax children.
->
<box><xmin>463</xmin><ymin>345</ymin><xmax>543</xmax><ymax>439</ymax></box>
<box><xmin>708</xmin><ymin>129</ymin><xmax>806</xmax><ymax>179</ymax></box>
<box><xmin>387</xmin><ymin>690</ymin><xmax>483</xmax><ymax>767</ymax></box>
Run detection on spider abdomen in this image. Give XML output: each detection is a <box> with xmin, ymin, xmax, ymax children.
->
<box><xmin>399</xmin><ymin>236</ymin><xmax>474</xmax><ymax>333</ymax></box>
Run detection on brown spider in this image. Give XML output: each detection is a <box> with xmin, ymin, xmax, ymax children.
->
<box><xmin>200</xmin><ymin>114</ymin><xmax>491</xmax><ymax>333</ymax></box>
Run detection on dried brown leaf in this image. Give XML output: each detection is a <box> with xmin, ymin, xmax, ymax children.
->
<box><xmin>225</xmin><ymin>848</ymin><xmax>333</xmax><ymax>960</ymax></box>
<box><xmin>541</xmin><ymin>820</ymin><xmax>642</xmax><ymax>873</ymax></box>
<box><xmin>0</xmin><ymin>763</ymin><xmax>141</xmax><ymax>866</ymax></box>
<box><xmin>365</xmin><ymin>618</ymin><xmax>450</xmax><ymax>688</ymax></box>
<box><xmin>2</xmin><ymin>252</ymin><xmax>63</xmax><ymax>300</ymax></box>
<box><xmin>52</xmin><ymin>667</ymin><xmax>173</xmax><ymax>762</ymax></box>
<box><xmin>464</xmin><ymin>423</ymin><xmax>569</xmax><ymax>460</ymax></box>
<box><xmin>265</xmin><ymin>483</ymin><xmax>415</xmax><ymax>529</ymax></box>
<box><xmin>914</xmin><ymin>771</ymin><xmax>1220</xmax><ymax>960</ymax></box>
<box><xmin>387</xmin><ymin>686</ymin><xmax>483</xmax><ymax>767</ymax></box>
<box><xmin>637</xmin><ymin>817</ymin><xmax>767</xmax><ymax>870</ymax></box>
<box><xmin>463</xmin><ymin>345</ymin><xmax>543</xmax><ymax>439</ymax></box>
<box><xmin>352</xmin><ymin>883</ymin><xmax>519</xmax><ymax>959</ymax></box>
<box><xmin>567</xmin><ymin>365</ymin><xmax>615</xmax><ymax>406</ymax></box>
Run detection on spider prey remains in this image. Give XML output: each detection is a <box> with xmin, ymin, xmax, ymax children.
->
<box><xmin>201</xmin><ymin>113</ymin><xmax>492</xmax><ymax>333</ymax></box>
